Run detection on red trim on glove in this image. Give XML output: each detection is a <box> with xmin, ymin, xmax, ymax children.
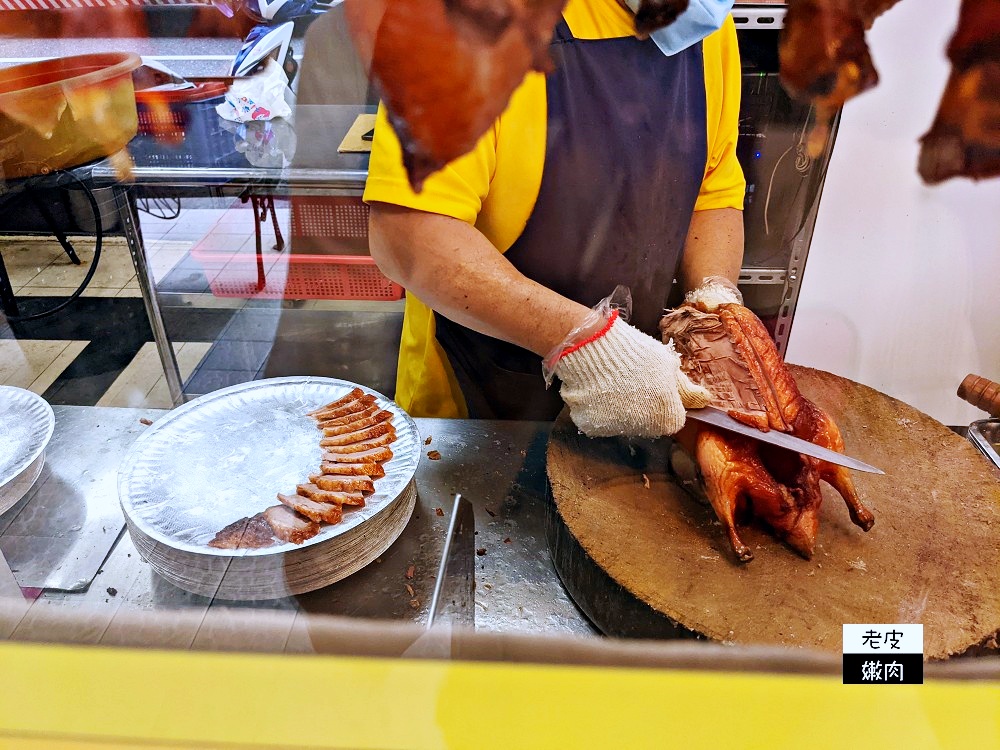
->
<box><xmin>553</xmin><ymin>309</ymin><xmax>618</xmax><ymax>365</ymax></box>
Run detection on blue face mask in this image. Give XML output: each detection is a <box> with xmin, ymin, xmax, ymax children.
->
<box><xmin>624</xmin><ymin>0</ymin><xmax>735</xmax><ymax>56</ymax></box>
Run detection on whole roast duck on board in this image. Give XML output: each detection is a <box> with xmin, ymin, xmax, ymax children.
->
<box><xmin>660</xmin><ymin>300</ymin><xmax>876</xmax><ymax>562</ymax></box>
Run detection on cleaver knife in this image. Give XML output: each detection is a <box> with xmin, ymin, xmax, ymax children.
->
<box><xmin>427</xmin><ymin>493</ymin><xmax>476</xmax><ymax>629</ymax></box>
<box><xmin>686</xmin><ymin>406</ymin><xmax>885</xmax><ymax>475</ymax></box>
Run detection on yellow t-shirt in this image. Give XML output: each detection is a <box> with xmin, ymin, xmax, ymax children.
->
<box><xmin>364</xmin><ymin>0</ymin><xmax>746</xmax><ymax>418</ymax></box>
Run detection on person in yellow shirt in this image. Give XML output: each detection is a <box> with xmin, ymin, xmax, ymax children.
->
<box><xmin>364</xmin><ymin>0</ymin><xmax>747</xmax><ymax>438</ymax></box>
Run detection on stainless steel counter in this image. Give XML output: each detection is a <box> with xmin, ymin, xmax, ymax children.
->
<box><xmin>1</xmin><ymin>406</ymin><xmax>596</xmax><ymax>639</ymax></box>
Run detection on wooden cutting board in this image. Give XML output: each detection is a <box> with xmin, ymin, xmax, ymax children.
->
<box><xmin>547</xmin><ymin>365</ymin><xmax>1000</xmax><ymax>659</ymax></box>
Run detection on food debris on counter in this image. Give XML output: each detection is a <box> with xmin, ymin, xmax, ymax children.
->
<box><xmin>434</xmin><ymin>507</ymin><xmax>444</xmax><ymax>516</ymax></box>
<box><xmin>405</xmin><ymin>564</ymin><xmax>415</xmax><ymax>579</ymax></box>
<box><xmin>409</xmin><ymin>598</ymin><xmax>420</xmax><ymax>609</ymax></box>
<box><xmin>424</xmin><ymin>436</ymin><xmax>432</xmax><ymax>445</ymax></box>
<box><xmin>405</xmin><ymin>583</ymin><xmax>415</xmax><ymax>597</ymax></box>
<box><xmin>485</xmin><ymin>507</ymin><xmax>497</xmax><ymax>517</ymax></box>
<box><xmin>642</xmin><ymin>473</ymin><xmax>650</xmax><ymax>489</ymax></box>
<box><xmin>139</xmin><ymin>418</ymin><xmax>153</xmax><ymax>426</ymax></box>
<box><xmin>427</xmin><ymin>450</ymin><xmax>442</xmax><ymax>460</ymax></box>
<box><xmin>503</xmin><ymin>537</ymin><xmax>512</xmax><ymax>544</ymax></box>
<box><xmin>476</xmin><ymin>547</ymin><xmax>486</xmax><ymax>556</ymax></box>
<box><xmin>106</xmin><ymin>587</ymin><xmax>118</xmax><ymax>597</ymax></box>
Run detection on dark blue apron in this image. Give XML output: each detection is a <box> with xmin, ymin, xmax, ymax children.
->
<box><xmin>436</xmin><ymin>17</ymin><xmax>708</xmax><ymax>419</ymax></box>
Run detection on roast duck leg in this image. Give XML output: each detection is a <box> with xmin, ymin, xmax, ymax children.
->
<box><xmin>660</xmin><ymin>302</ymin><xmax>875</xmax><ymax>562</ymax></box>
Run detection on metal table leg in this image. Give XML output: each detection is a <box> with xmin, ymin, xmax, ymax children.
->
<box><xmin>0</xmin><ymin>251</ymin><xmax>19</xmax><ymax>318</ymax></box>
<box><xmin>112</xmin><ymin>184</ymin><xmax>184</xmax><ymax>406</ymax></box>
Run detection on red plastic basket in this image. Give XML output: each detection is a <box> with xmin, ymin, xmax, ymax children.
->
<box><xmin>190</xmin><ymin>248</ymin><xmax>404</xmax><ymax>301</ymax></box>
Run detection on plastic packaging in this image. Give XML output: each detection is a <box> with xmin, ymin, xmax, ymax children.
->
<box><xmin>683</xmin><ymin>275</ymin><xmax>744</xmax><ymax>309</ymax></box>
<box><xmin>216</xmin><ymin>58</ymin><xmax>293</xmax><ymax>123</ymax></box>
<box><xmin>542</xmin><ymin>285</ymin><xmax>632</xmax><ymax>387</ymax></box>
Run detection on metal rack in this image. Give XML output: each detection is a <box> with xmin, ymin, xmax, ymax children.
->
<box><xmin>731</xmin><ymin>5</ymin><xmax>838</xmax><ymax>353</ymax></box>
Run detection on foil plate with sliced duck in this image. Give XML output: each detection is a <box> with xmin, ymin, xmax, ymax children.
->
<box><xmin>118</xmin><ymin>378</ymin><xmax>420</xmax><ymax>600</ymax></box>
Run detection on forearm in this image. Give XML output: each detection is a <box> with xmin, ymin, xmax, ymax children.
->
<box><xmin>679</xmin><ymin>207</ymin><xmax>745</xmax><ymax>294</ymax></box>
<box><xmin>369</xmin><ymin>203</ymin><xmax>592</xmax><ymax>356</ymax></box>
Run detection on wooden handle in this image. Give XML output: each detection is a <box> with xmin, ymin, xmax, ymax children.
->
<box><xmin>957</xmin><ymin>374</ymin><xmax>1000</xmax><ymax>417</ymax></box>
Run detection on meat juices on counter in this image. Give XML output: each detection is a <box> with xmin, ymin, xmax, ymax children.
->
<box><xmin>661</xmin><ymin>303</ymin><xmax>875</xmax><ymax>562</ymax></box>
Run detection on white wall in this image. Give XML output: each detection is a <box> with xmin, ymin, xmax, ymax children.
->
<box><xmin>786</xmin><ymin>0</ymin><xmax>1000</xmax><ymax>426</ymax></box>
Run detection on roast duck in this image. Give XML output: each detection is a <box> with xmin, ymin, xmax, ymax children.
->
<box><xmin>660</xmin><ymin>302</ymin><xmax>875</xmax><ymax>562</ymax></box>
<box><xmin>345</xmin><ymin>0</ymin><xmax>999</xmax><ymax>187</ymax></box>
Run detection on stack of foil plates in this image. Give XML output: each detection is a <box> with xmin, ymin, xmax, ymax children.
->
<box><xmin>0</xmin><ymin>386</ymin><xmax>55</xmax><ymax>517</ymax></box>
<box><xmin>118</xmin><ymin>377</ymin><xmax>420</xmax><ymax>600</ymax></box>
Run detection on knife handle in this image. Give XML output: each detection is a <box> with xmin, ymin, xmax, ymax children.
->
<box><xmin>958</xmin><ymin>374</ymin><xmax>1000</xmax><ymax>418</ymax></box>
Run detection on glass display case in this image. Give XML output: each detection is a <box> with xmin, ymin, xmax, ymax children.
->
<box><xmin>0</xmin><ymin>6</ymin><xmax>996</xmax><ymax>739</ymax></box>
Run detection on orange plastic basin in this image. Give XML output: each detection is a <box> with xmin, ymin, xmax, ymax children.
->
<box><xmin>0</xmin><ymin>52</ymin><xmax>141</xmax><ymax>180</ymax></box>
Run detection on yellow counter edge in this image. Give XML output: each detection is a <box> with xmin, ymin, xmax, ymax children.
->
<box><xmin>1</xmin><ymin>642</ymin><xmax>997</xmax><ymax>750</ymax></box>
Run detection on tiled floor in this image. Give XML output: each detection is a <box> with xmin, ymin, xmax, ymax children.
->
<box><xmin>0</xmin><ymin>340</ymin><xmax>90</xmax><ymax>394</ymax></box>
<box><xmin>1</xmin><ymin>199</ymin><xmax>401</xmax><ymax>408</ymax></box>
<box><xmin>97</xmin><ymin>342</ymin><xmax>213</xmax><ymax>408</ymax></box>
<box><xmin>3</xmin><ymin>236</ymin><xmax>191</xmax><ymax>299</ymax></box>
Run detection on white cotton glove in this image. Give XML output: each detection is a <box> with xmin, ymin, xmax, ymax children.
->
<box><xmin>552</xmin><ymin>311</ymin><xmax>712</xmax><ymax>438</ymax></box>
<box><xmin>683</xmin><ymin>275</ymin><xmax>743</xmax><ymax>312</ymax></box>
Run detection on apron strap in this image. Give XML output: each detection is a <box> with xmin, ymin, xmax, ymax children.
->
<box><xmin>552</xmin><ymin>16</ymin><xmax>575</xmax><ymax>43</ymax></box>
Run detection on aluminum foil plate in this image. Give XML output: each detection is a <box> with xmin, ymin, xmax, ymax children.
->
<box><xmin>0</xmin><ymin>386</ymin><xmax>55</xmax><ymax>514</ymax></box>
<box><xmin>118</xmin><ymin>377</ymin><xmax>420</xmax><ymax>557</ymax></box>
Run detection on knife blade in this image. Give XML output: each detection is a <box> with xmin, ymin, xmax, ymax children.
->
<box><xmin>686</xmin><ymin>407</ymin><xmax>885</xmax><ymax>475</ymax></box>
<box><xmin>427</xmin><ymin>493</ymin><xmax>476</xmax><ymax>629</ymax></box>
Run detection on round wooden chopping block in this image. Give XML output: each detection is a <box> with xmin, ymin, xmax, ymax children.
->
<box><xmin>546</xmin><ymin>365</ymin><xmax>1000</xmax><ymax>659</ymax></box>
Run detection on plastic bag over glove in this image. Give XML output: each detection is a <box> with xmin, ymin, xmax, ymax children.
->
<box><xmin>682</xmin><ymin>275</ymin><xmax>743</xmax><ymax>311</ymax></box>
<box><xmin>543</xmin><ymin>287</ymin><xmax>712</xmax><ymax>438</ymax></box>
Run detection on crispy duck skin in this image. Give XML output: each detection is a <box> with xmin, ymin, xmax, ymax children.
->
<box><xmin>321</xmin><ymin>432</ymin><xmax>397</xmax><ymax>455</ymax></box>
<box><xmin>296</xmin><ymin>484</ymin><xmax>367</xmax><ymax>506</ymax></box>
<box><xmin>308</xmin><ymin>473</ymin><xmax>375</xmax><ymax>494</ymax></box>
<box><xmin>321</xmin><ymin>461</ymin><xmax>386</xmax><ymax>479</ymax></box>
<box><xmin>323</xmin><ymin>445</ymin><xmax>394</xmax><ymax>464</ymax></box>
<box><xmin>316</xmin><ymin>404</ymin><xmax>380</xmax><ymax>430</ymax></box>
<box><xmin>208</xmin><ymin>513</ymin><xmax>277</xmax><ymax>549</ymax></box>
<box><xmin>661</xmin><ymin>303</ymin><xmax>875</xmax><ymax>561</ymax></box>
<box><xmin>345</xmin><ymin>0</ymin><xmax>569</xmax><ymax>189</ymax></box>
<box><xmin>311</xmin><ymin>394</ymin><xmax>377</xmax><ymax>422</ymax></box>
<box><xmin>308</xmin><ymin>388</ymin><xmax>365</xmax><ymax>416</ymax></box>
<box><xmin>321</xmin><ymin>421</ymin><xmax>395</xmax><ymax>444</ymax></box>
<box><xmin>918</xmin><ymin>0</ymin><xmax>1000</xmax><ymax>183</ymax></box>
<box><xmin>323</xmin><ymin>409</ymin><xmax>392</xmax><ymax>437</ymax></box>
<box><xmin>264</xmin><ymin>505</ymin><xmax>321</xmax><ymax>544</ymax></box>
<box><xmin>278</xmin><ymin>492</ymin><xmax>344</xmax><ymax>524</ymax></box>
